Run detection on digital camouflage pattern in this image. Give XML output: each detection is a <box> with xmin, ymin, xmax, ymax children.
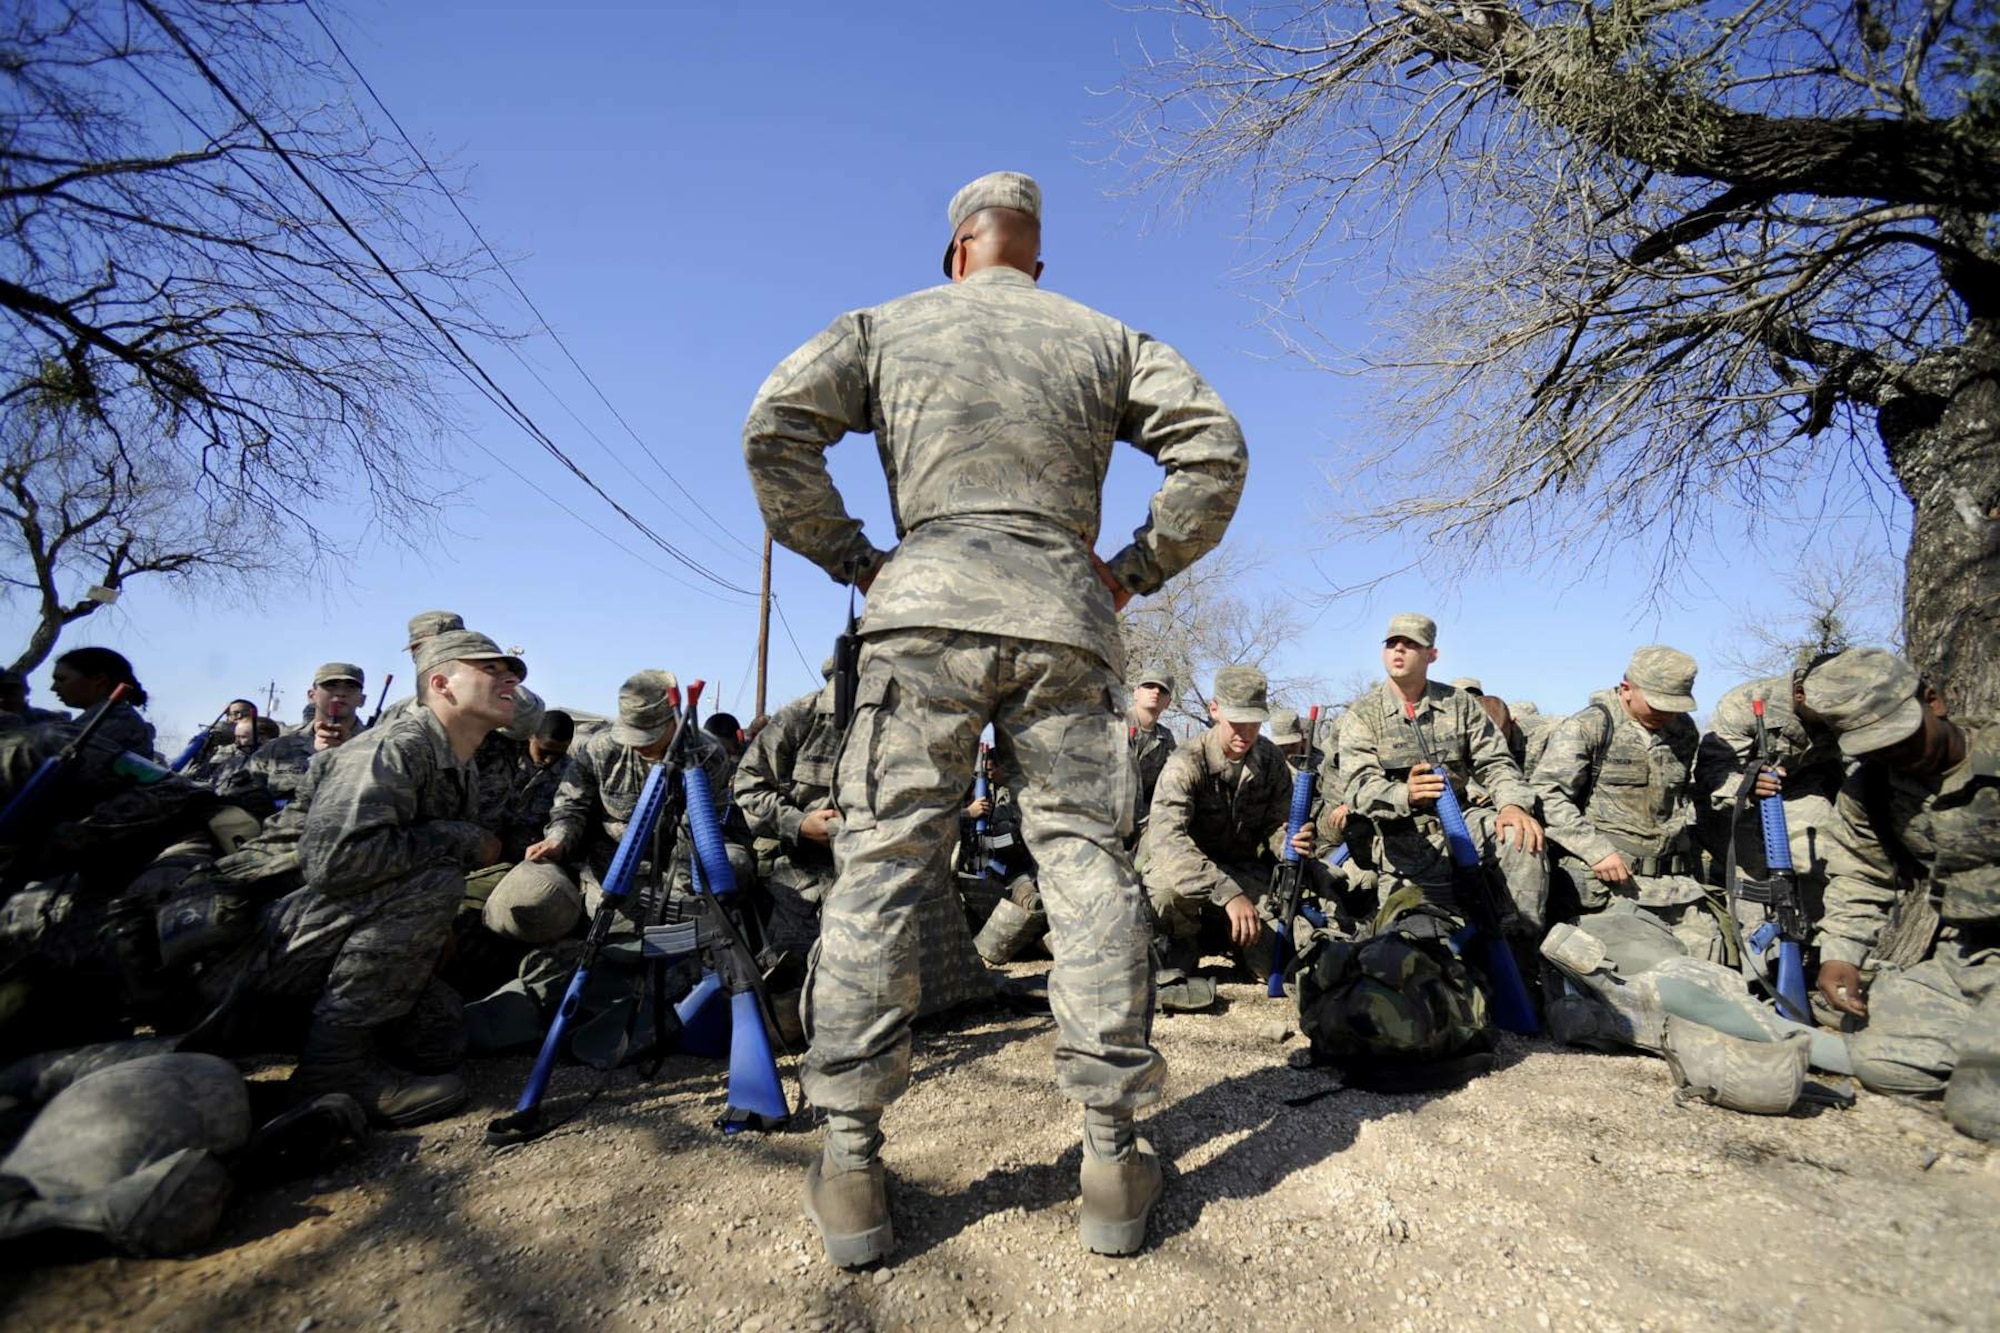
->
<box><xmin>1535</xmin><ymin>688</ymin><xmax>1707</xmax><ymax>912</ymax></box>
<box><xmin>798</xmin><ymin>627</ymin><xmax>1160</xmax><ymax>1116</ymax></box>
<box><xmin>1141</xmin><ymin>729</ymin><xmax>1295</xmax><ymax>909</ymax></box>
<box><xmin>1694</xmin><ymin>670</ymin><xmax>1845</xmax><ymax>904</ymax></box>
<box><xmin>490</xmin><ymin>745</ymin><xmax>570</xmax><ymax>862</ymax></box>
<box><xmin>1127</xmin><ymin>720</ymin><xmax>1176</xmax><ymax>847</ymax></box>
<box><xmin>199</xmin><ymin>706</ymin><xmax>487</xmax><ymax>1042</ymax></box>
<box><xmin>743</xmin><ymin>265</ymin><xmax>1248</xmax><ymax>673</ymax></box>
<box><xmin>734</xmin><ymin>684</ymin><xmax>843</xmax><ymax>954</ymax></box>
<box><xmin>1818</xmin><ymin>724</ymin><xmax>1999</xmax><ymax>965</ymax></box>
<box><xmin>542</xmin><ymin>721</ymin><xmax>730</xmax><ymax>897</ymax></box>
<box><xmin>1338</xmin><ymin>680</ymin><xmax>1544</xmax><ymax>920</ymax></box>
<box><xmin>215</xmin><ymin>728</ymin><xmax>325</xmax><ymax>818</ymax></box>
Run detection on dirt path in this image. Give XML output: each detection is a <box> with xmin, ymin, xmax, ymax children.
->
<box><xmin>6</xmin><ymin>969</ymin><xmax>1997</xmax><ymax>1332</ymax></box>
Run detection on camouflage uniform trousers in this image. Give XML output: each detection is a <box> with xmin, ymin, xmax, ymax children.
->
<box><xmin>1148</xmin><ymin>858</ymin><xmax>1333</xmax><ymax>979</ymax></box>
<box><xmin>1378</xmin><ymin>804</ymin><xmax>1551</xmax><ymax>932</ymax></box>
<box><xmin>763</xmin><ymin>852</ymin><xmax>834</xmax><ymax>956</ymax></box>
<box><xmin>203</xmin><ymin>867</ymin><xmax>466</xmax><ymax>1067</ymax></box>
<box><xmin>1577</xmin><ymin>888</ymin><xmax>1728</xmax><ymax>964</ymax></box>
<box><xmin>804</xmin><ymin>628</ymin><xmax>1163</xmax><ymax>1116</ymax></box>
<box><xmin>1848</xmin><ymin>932</ymin><xmax>1999</xmax><ymax>1141</ymax></box>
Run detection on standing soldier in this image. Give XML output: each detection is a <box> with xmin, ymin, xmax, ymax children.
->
<box><xmin>744</xmin><ymin>170</ymin><xmax>1246</xmax><ymax>1265</ymax></box>
<box><xmin>1128</xmin><ymin>668</ymin><xmax>1178</xmax><ymax>847</ymax></box>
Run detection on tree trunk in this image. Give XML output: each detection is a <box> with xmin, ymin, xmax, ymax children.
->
<box><xmin>1886</xmin><ymin>322</ymin><xmax>2000</xmax><ymax>722</ymax></box>
<box><xmin>9</xmin><ymin>601</ymin><xmax>82</xmax><ymax>676</ymax></box>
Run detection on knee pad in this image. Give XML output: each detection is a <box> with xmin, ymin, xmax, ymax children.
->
<box><xmin>482</xmin><ymin>862</ymin><xmax>582</xmax><ymax>944</ymax></box>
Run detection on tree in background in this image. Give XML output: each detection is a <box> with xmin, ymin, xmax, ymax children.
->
<box><xmin>1120</xmin><ymin>0</ymin><xmax>2000</xmax><ymax>715</ymax></box>
<box><xmin>1119</xmin><ymin>543</ymin><xmax>1328</xmax><ymax>729</ymax></box>
<box><xmin>1715</xmin><ymin>548</ymin><xmax>1905</xmax><ymax>683</ymax></box>
<box><xmin>0</xmin><ymin>0</ymin><xmax>505</xmax><ymax>663</ymax></box>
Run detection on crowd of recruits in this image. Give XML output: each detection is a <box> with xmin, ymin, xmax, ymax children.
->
<box><xmin>1045</xmin><ymin>612</ymin><xmax>1992</xmax><ymax>1147</ymax></box>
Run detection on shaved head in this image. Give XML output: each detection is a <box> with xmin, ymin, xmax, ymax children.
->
<box><xmin>950</xmin><ymin>207</ymin><xmax>1043</xmax><ymax>282</ymax></box>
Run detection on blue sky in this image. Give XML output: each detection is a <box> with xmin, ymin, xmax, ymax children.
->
<box><xmin>1</xmin><ymin>0</ymin><xmax>1909</xmax><ymax>744</ymax></box>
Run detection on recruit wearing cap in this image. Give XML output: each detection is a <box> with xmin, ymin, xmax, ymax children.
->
<box><xmin>313</xmin><ymin>662</ymin><xmax>365</xmax><ymax>687</ymax></box>
<box><xmin>1801</xmin><ymin>647</ymin><xmax>1923</xmax><ymax>756</ymax></box>
<box><xmin>1386</xmin><ymin>613</ymin><xmax>1437</xmax><ymax>648</ymax></box>
<box><xmin>406</xmin><ymin>610</ymin><xmax>464</xmax><ymax>652</ymax></box>
<box><xmin>1449</xmin><ymin>677</ymin><xmax>1484</xmax><ymax>695</ymax></box>
<box><xmin>414</xmin><ymin>630</ymin><xmax>526</xmax><ymax>683</ymax></box>
<box><xmin>942</xmin><ymin>171</ymin><xmax>1041</xmax><ymax>277</ymax></box>
<box><xmin>1211</xmin><ymin>665</ymin><xmax>1271</xmax><ymax>724</ymax></box>
<box><xmin>613</xmin><ymin>669</ymin><xmax>682</xmax><ymax>748</ymax></box>
<box><xmin>1265</xmin><ymin>707</ymin><xmax>1304</xmax><ymax>746</ymax></box>
<box><xmin>1625</xmin><ymin>645</ymin><xmax>1698</xmax><ymax>713</ymax></box>
<box><xmin>1131</xmin><ymin>667</ymin><xmax>1176</xmax><ymax>696</ymax></box>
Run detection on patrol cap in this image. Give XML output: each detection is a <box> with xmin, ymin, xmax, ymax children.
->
<box><xmin>1512</xmin><ymin>700</ymin><xmax>1541</xmax><ymax>717</ymax></box>
<box><xmin>313</xmin><ymin>662</ymin><xmax>365</xmax><ymax>687</ymax></box>
<box><xmin>1266</xmin><ymin>707</ymin><xmax>1304</xmax><ymax>745</ymax></box>
<box><xmin>1385</xmin><ymin>613</ymin><xmax>1437</xmax><ymax>648</ymax></box>
<box><xmin>942</xmin><ymin>171</ymin><xmax>1041</xmax><ymax>277</ymax></box>
<box><xmin>1801</xmin><ymin>647</ymin><xmax>1923</xmax><ymax>756</ymax></box>
<box><xmin>613</xmin><ymin>669</ymin><xmax>682</xmax><ymax>748</ymax></box>
<box><xmin>415</xmin><ymin>630</ymin><xmax>526</xmax><ymax>683</ymax></box>
<box><xmin>1625</xmin><ymin>645</ymin><xmax>1698</xmax><ymax>713</ymax></box>
<box><xmin>1131</xmin><ymin>666</ymin><xmax>1176</xmax><ymax>696</ymax></box>
<box><xmin>406</xmin><ymin>610</ymin><xmax>464</xmax><ymax>651</ymax></box>
<box><xmin>1211</xmin><ymin>665</ymin><xmax>1270</xmax><ymax>724</ymax></box>
<box><xmin>1449</xmin><ymin>677</ymin><xmax>1484</xmax><ymax>695</ymax></box>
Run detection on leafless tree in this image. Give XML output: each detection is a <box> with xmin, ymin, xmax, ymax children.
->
<box><xmin>1715</xmin><ymin>547</ymin><xmax>1905</xmax><ymax>680</ymax></box>
<box><xmin>1</xmin><ymin>387</ymin><xmax>283</xmax><ymax>671</ymax></box>
<box><xmin>1117</xmin><ymin>0</ymin><xmax>2000</xmax><ymax>715</ymax></box>
<box><xmin>1120</xmin><ymin>542</ymin><xmax>1329</xmax><ymax>728</ymax></box>
<box><xmin>1</xmin><ymin>0</ymin><xmax>506</xmax><ymax>661</ymax></box>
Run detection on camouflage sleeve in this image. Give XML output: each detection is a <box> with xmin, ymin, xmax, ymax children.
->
<box><xmin>742</xmin><ymin>312</ymin><xmax>891</xmax><ymax>587</ymax></box>
<box><xmin>1815</xmin><ymin>774</ymin><xmax>1903</xmax><ymax>966</ymax></box>
<box><xmin>298</xmin><ymin>738</ymin><xmax>485</xmax><ymax>898</ymax></box>
<box><xmin>544</xmin><ymin>740</ymin><xmax>601</xmax><ymax>851</ymax></box>
<box><xmin>734</xmin><ymin>699</ymin><xmax>813</xmax><ymax>844</ymax></box>
<box><xmin>1142</xmin><ymin>746</ymin><xmax>1235</xmax><ymax>906</ymax></box>
<box><xmin>1534</xmin><ymin>709</ymin><xmax>1617</xmax><ymax>866</ymax></box>
<box><xmin>1337</xmin><ymin>706</ymin><xmax>1408</xmax><ymax>820</ymax></box>
<box><xmin>1463</xmin><ymin>693</ymin><xmax>1534</xmax><ymax>812</ymax></box>
<box><xmin>1102</xmin><ymin>334</ymin><xmax>1249</xmax><ymax>598</ymax></box>
<box><xmin>1695</xmin><ymin>692</ymin><xmax>1759</xmax><ymax>813</ymax></box>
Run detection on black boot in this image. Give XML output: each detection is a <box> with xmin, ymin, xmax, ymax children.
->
<box><xmin>288</xmin><ymin>1023</ymin><xmax>466</xmax><ymax>1129</ymax></box>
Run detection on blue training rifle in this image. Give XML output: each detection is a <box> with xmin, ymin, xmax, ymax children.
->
<box><xmin>1401</xmin><ymin>699</ymin><xmax>1540</xmax><ymax>1034</ymax></box>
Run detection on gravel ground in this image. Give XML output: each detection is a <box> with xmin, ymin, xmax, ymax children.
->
<box><xmin>4</xmin><ymin>965</ymin><xmax>1997</xmax><ymax>1332</ymax></box>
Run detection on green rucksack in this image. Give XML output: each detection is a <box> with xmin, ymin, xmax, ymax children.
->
<box><xmin>1296</xmin><ymin>887</ymin><xmax>1495</xmax><ymax>1068</ymax></box>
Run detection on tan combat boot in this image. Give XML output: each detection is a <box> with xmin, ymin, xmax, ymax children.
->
<box><xmin>804</xmin><ymin>1150</ymin><xmax>894</xmax><ymax>1268</ymax></box>
<box><xmin>1079</xmin><ymin>1136</ymin><xmax>1163</xmax><ymax>1255</ymax></box>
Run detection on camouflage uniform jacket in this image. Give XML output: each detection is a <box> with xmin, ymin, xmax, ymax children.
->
<box><xmin>1816</xmin><ymin>725</ymin><xmax>1999</xmax><ymax>966</ymax></box>
<box><xmin>215</xmin><ymin>728</ymin><xmax>325</xmax><ymax>814</ymax></box>
<box><xmin>1142</xmin><ymin>729</ymin><xmax>1294</xmax><ymax>906</ymax></box>
<box><xmin>543</xmin><ymin>725</ymin><xmax>730</xmax><ymax>870</ymax></box>
<box><xmin>743</xmin><ymin>266</ymin><xmax>1248</xmax><ymax>670</ymax></box>
<box><xmin>1695</xmin><ymin>671</ymin><xmax>1846</xmax><ymax>812</ymax></box>
<box><xmin>733</xmin><ymin>685</ymin><xmax>842</xmax><ymax>857</ymax></box>
<box><xmin>495</xmin><ymin>749</ymin><xmax>570</xmax><ymax>857</ymax></box>
<box><xmin>1128</xmin><ymin>718</ymin><xmax>1176</xmax><ymax>834</ymax></box>
<box><xmin>1339</xmin><ymin>680</ymin><xmax>1534</xmax><ymax>840</ymax></box>
<box><xmin>474</xmin><ymin>731</ymin><xmax>529</xmax><ymax>828</ymax></box>
<box><xmin>1534</xmin><ymin>689</ymin><xmax>1702</xmax><ymax>898</ymax></box>
<box><xmin>297</xmin><ymin>705</ymin><xmax>487</xmax><ymax>899</ymax></box>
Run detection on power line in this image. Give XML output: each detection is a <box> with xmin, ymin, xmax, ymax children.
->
<box><xmin>769</xmin><ymin>595</ymin><xmax>820</xmax><ymax>682</ymax></box>
<box><xmin>300</xmin><ymin>0</ymin><xmax>762</xmax><ymax>564</ymax></box>
<box><xmin>128</xmin><ymin>0</ymin><xmax>760</xmax><ymax>602</ymax></box>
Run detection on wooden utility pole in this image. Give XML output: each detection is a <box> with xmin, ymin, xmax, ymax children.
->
<box><xmin>754</xmin><ymin>531</ymin><xmax>772</xmax><ymax>719</ymax></box>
